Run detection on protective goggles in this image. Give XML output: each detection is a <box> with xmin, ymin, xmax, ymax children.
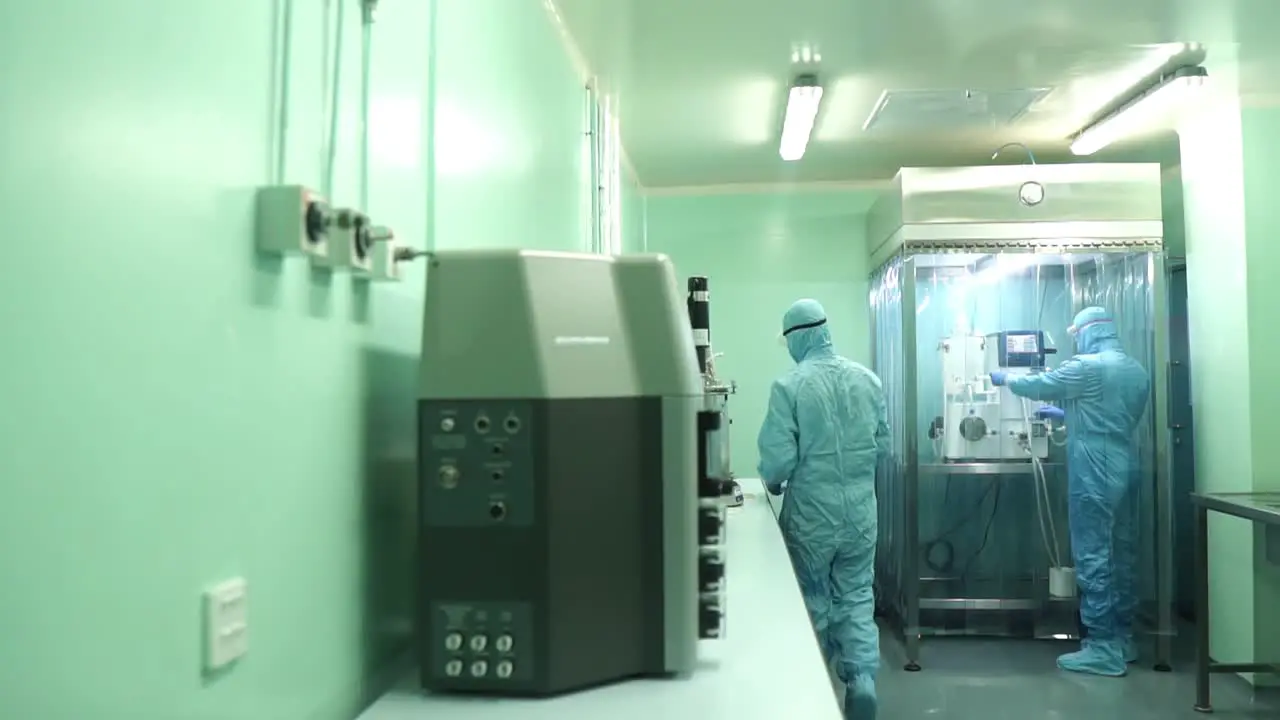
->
<box><xmin>1067</xmin><ymin>318</ymin><xmax>1112</xmax><ymax>336</ymax></box>
<box><xmin>777</xmin><ymin>318</ymin><xmax>827</xmax><ymax>345</ymax></box>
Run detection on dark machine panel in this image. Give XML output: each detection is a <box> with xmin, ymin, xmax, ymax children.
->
<box><xmin>421</xmin><ymin>401</ymin><xmax>537</xmax><ymax>529</ymax></box>
<box><xmin>418</xmin><ymin>397</ymin><xmax>668</xmax><ymax>696</ymax></box>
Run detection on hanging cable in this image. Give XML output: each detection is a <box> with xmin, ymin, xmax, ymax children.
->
<box><xmin>322</xmin><ymin>0</ymin><xmax>347</xmax><ymax>199</ymax></box>
<box><xmin>358</xmin><ymin>0</ymin><xmax>377</xmax><ymax>213</ymax></box>
<box><xmin>272</xmin><ymin>0</ymin><xmax>296</xmax><ymax>185</ymax></box>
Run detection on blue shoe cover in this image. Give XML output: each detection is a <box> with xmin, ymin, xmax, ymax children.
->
<box><xmin>1057</xmin><ymin>640</ymin><xmax>1127</xmax><ymax>677</ymax></box>
<box><xmin>844</xmin><ymin>674</ymin><xmax>877</xmax><ymax>720</ymax></box>
<box><xmin>1124</xmin><ymin>638</ymin><xmax>1138</xmax><ymax>664</ymax></box>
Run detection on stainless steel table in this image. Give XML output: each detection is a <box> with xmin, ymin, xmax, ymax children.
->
<box><xmin>1190</xmin><ymin>491</ymin><xmax>1280</xmax><ymax>713</ymax></box>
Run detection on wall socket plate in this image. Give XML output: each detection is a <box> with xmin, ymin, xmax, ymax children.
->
<box><xmin>255</xmin><ymin>185</ymin><xmax>329</xmax><ymax>259</ymax></box>
<box><xmin>204</xmin><ymin>577</ymin><xmax>249</xmax><ymax>672</ymax></box>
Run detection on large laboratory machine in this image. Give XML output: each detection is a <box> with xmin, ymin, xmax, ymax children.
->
<box><xmin>416</xmin><ymin>249</ymin><xmax>731</xmax><ymax>697</ymax></box>
<box><xmin>934</xmin><ymin>331</ymin><xmax>1053</xmax><ymax>463</ymax></box>
<box><xmin>686</xmin><ymin>276</ymin><xmax>742</xmax><ymax>506</ymax></box>
<box><xmin>866</xmin><ymin>163</ymin><xmax>1174</xmax><ymax>672</ymax></box>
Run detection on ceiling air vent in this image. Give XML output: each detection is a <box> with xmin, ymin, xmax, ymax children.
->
<box><xmin>863</xmin><ymin>88</ymin><xmax>1052</xmax><ymax>132</ymax></box>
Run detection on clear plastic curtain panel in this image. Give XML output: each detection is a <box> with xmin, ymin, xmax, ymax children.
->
<box><xmin>899</xmin><ymin>250</ymin><xmax>1161</xmax><ymax>634</ymax></box>
<box><xmin>1065</xmin><ymin>252</ymin><xmax>1161</xmax><ymax>612</ymax></box>
<box><xmin>871</xmin><ymin>255</ymin><xmax>907</xmax><ymax>617</ymax></box>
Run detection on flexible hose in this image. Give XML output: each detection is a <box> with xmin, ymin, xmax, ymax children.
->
<box><xmin>323</xmin><ymin>0</ymin><xmax>347</xmax><ymax>199</ymax></box>
<box><xmin>1022</xmin><ymin>398</ymin><xmax>1064</xmax><ymax>567</ymax></box>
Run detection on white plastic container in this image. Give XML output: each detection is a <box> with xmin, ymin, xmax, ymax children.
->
<box><xmin>1049</xmin><ymin>566</ymin><xmax>1077</xmax><ymax>599</ymax></box>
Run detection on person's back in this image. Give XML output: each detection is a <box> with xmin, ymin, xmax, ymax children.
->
<box><xmin>783</xmin><ymin>351</ymin><xmax>886</xmax><ymax>534</ymax></box>
<box><xmin>1063</xmin><ymin>320</ymin><xmax>1149</xmax><ymax>479</ymax></box>
<box><xmin>757</xmin><ymin>298</ymin><xmax>886</xmax><ymax>720</ymax></box>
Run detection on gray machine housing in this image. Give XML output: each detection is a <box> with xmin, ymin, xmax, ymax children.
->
<box><xmin>416</xmin><ymin>249</ymin><xmax>709</xmax><ymax>696</ymax></box>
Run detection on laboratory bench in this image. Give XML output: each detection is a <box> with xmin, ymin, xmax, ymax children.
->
<box><xmin>1191</xmin><ymin>491</ymin><xmax>1280</xmax><ymax>713</ymax></box>
<box><xmin>357</xmin><ymin>477</ymin><xmax>840</xmax><ymax>720</ymax></box>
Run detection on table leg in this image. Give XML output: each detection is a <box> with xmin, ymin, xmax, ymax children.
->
<box><xmin>1194</xmin><ymin>505</ymin><xmax>1212</xmax><ymax>713</ymax></box>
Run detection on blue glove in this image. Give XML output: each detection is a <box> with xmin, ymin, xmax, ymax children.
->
<box><xmin>989</xmin><ymin>371</ymin><xmax>1008</xmax><ymax>387</ymax></box>
<box><xmin>1035</xmin><ymin>406</ymin><xmax>1065</xmax><ymax>421</ymax></box>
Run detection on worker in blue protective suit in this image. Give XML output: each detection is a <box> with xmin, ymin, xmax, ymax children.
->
<box><xmin>990</xmin><ymin>306</ymin><xmax>1149</xmax><ymax>677</ymax></box>
<box><xmin>758</xmin><ymin>299</ymin><xmax>889</xmax><ymax>719</ymax></box>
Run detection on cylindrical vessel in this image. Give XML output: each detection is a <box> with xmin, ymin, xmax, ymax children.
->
<box><xmin>687</xmin><ymin>276</ymin><xmax>710</xmax><ymax>374</ymax></box>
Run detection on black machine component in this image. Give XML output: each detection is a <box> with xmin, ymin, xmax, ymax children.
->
<box><xmin>418</xmin><ymin>399</ymin><xmax>674</xmax><ymax>696</ymax></box>
<box><xmin>687</xmin><ymin>276</ymin><xmax>733</xmax><ymax>642</ymax></box>
<box><xmin>698</xmin><ymin>550</ymin><xmax>725</xmax><ymax>592</ymax></box>
<box><xmin>687</xmin><ymin>276</ymin><xmax>711</xmax><ymax>374</ymax></box>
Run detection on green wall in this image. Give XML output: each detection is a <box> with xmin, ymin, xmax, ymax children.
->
<box><xmin>434</xmin><ymin>1</ymin><xmax>593</xmax><ymax>254</ymax></box>
<box><xmin>1178</xmin><ymin>49</ymin><xmax>1280</xmax><ymax>678</ymax></box>
<box><xmin>0</xmin><ymin>1</ymin><xmax>597</xmax><ymax>718</ymax></box>
<box><xmin>644</xmin><ymin>188</ymin><xmax>877</xmax><ymax>476</ymax></box>
<box><xmin>621</xmin><ymin>166</ymin><xmax>647</xmax><ymax>253</ymax></box>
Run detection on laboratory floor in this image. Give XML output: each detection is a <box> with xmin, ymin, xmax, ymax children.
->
<box><xmin>867</xmin><ymin>624</ymin><xmax>1280</xmax><ymax>719</ymax></box>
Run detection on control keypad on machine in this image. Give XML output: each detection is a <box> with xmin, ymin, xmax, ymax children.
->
<box><xmin>432</xmin><ymin>601</ymin><xmax>531</xmax><ymax>685</ymax></box>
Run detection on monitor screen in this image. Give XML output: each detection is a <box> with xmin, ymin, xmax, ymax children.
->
<box><xmin>1005</xmin><ymin>333</ymin><xmax>1040</xmax><ymax>354</ymax></box>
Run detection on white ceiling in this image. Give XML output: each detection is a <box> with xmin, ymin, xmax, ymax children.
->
<box><xmin>554</xmin><ymin>0</ymin><xmax>1280</xmax><ymax>188</ymax></box>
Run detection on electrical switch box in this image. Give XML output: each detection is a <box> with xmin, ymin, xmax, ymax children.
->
<box><xmin>203</xmin><ymin>577</ymin><xmax>249</xmax><ymax>672</ymax></box>
<box><xmin>255</xmin><ymin>185</ymin><xmax>330</xmax><ymax>259</ymax></box>
<box><xmin>316</xmin><ymin>208</ymin><xmax>375</xmax><ymax>272</ymax></box>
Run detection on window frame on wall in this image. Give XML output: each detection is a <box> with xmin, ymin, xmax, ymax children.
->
<box><xmin>585</xmin><ymin>83</ymin><xmax>622</xmax><ymax>255</ymax></box>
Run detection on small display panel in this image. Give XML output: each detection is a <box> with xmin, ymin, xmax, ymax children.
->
<box><xmin>1005</xmin><ymin>333</ymin><xmax>1040</xmax><ymax>354</ymax></box>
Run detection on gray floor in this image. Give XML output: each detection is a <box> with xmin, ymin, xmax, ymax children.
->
<box><xmin>863</xmin><ymin>625</ymin><xmax>1280</xmax><ymax>719</ymax></box>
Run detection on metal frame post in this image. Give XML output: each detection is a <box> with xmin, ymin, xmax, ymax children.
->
<box><xmin>1152</xmin><ymin>251</ymin><xmax>1175</xmax><ymax>671</ymax></box>
<box><xmin>901</xmin><ymin>255</ymin><xmax>922</xmax><ymax>670</ymax></box>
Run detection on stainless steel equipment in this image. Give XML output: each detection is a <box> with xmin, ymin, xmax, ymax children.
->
<box><xmin>417</xmin><ymin>250</ymin><xmax>731</xmax><ymax>697</ymax></box>
<box><xmin>1190</xmin><ymin>492</ymin><xmax>1280</xmax><ymax>712</ymax></box>
<box><xmin>687</xmin><ymin>276</ymin><xmax>742</xmax><ymax>506</ymax></box>
<box><xmin>866</xmin><ymin>164</ymin><xmax>1175</xmax><ymax>672</ymax></box>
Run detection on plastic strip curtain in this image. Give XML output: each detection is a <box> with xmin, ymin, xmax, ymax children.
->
<box><xmin>875</xmin><ymin>249</ymin><xmax>1167</xmax><ymax>630</ymax></box>
<box><xmin>912</xmin><ymin>253</ymin><xmax>1070</xmax><ymax>628</ymax></box>
<box><xmin>871</xmin><ymin>255</ymin><xmax>907</xmax><ymax>618</ymax></box>
<box><xmin>1065</xmin><ymin>251</ymin><xmax>1161</xmax><ymax>614</ymax></box>
<box><xmin>900</xmin><ymin>250</ymin><xmax>1161</xmax><ymax>634</ymax></box>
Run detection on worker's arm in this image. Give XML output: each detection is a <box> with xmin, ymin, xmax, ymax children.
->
<box><xmin>1006</xmin><ymin>359</ymin><xmax>1089</xmax><ymax>401</ymax></box>
<box><xmin>757</xmin><ymin>380</ymin><xmax>799</xmax><ymax>496</ymax></box>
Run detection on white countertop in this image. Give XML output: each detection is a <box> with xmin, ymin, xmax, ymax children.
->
<box><xmin>357</xmin><ymin>478</ymin><xmax>838</xmax><ymax>720</ymax></box>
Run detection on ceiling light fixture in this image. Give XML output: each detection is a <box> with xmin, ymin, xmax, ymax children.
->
<box><xmin>780</xmin><ymin>74</ymin><xmax>823</xmax><ymax>162</ymax></box>
<box><xmin>1070</xmin><ymin>65</ymin><xmax>1207</xmax><ymax>156</ymax></box>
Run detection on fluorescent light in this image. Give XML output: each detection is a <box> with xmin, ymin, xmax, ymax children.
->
<box><xmin>779</xmin><ymin>80</ymin><xmax>823</xmax><ymax>161</ymax></box>
<box><xmin>1070</xmin><ymin>66</ymin><xmax>1206</xmax><ymax>156</ymax></box>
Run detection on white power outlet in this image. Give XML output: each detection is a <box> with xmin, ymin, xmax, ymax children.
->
<box><xmin>204</xmin><ymin>577</ymin><xmax>249</xmax><ymax>672</ymax></box>
<box><xmin>255</xmin><ymin>185</ymin><xmax>330</xmax><ymax>259</ymax></box>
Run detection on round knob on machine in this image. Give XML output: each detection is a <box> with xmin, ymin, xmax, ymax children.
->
<box><xmin>438</xmin><ymin>465</ymin><xmax>461</xmax><ymax>489</ymax></box>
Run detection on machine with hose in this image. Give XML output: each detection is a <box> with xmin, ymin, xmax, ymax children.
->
<box><xmin>930</xmin><ymin>331</ymin><xmax>1074</xmax><ymax>600</ymax></box>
